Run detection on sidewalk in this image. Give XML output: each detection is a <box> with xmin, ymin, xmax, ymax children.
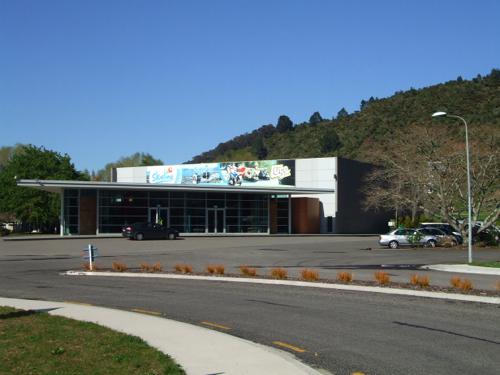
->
<box><xmin>422</xmin><ymin>264</ymin><xmax>500</xmax><ymax>275</ymax></box>
<box><xmin>0</xmin><ymin>297</ymin><xmax>326</xmax><ymax>375</ymax></box>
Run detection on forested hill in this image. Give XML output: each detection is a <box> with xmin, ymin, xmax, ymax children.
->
<box><xmin>187</xmin><ymin>69</ymin><xmax>500</xmax><ymax>164</ymax></box>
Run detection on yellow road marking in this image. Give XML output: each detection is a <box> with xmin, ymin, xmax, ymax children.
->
<box><xmin>64</xmin><ymin>301</ymin><xmax>93</xmax><ymax>306</ymax></box>
<box><xmin>272</xmin><ymin>341</ymin><xmax>306</xmax><ymax>353</ymax></box>
<box><xmin>200</xmin><ymin>321</ymin><xmax>231</xmax><ymax>330</ymax></box>
<box><xmin>352</xmin><ymin>372</ymin><xmax>366</xmax><ymax>375</ymax></box>
<box><xmin>131</xmin><ymin>308</ymin><xmax>162</xmax><ymax>316</ymax></box>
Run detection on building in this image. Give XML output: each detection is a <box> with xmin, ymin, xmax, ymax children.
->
<box><xmin>18</xmin><ymin>157</ymin><xmax>390</xmax><ymax>236</ymax></box>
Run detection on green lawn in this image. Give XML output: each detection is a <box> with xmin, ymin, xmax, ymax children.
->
<box><xmin>470</xmin><ymin>261</ymin><xmax>500</xmax><ymax>268</ymax></box>
<box><xmin>0</xmin><ymin>306</ymin><xmax>184</xmax><ymax>375</ymax></box>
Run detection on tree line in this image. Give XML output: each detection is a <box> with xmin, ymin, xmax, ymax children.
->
<box><xmin>188</xmin><ymin>69</ymin><xmax>500</xmax><ymax>164</ymax></box>
<box><xmin>0</xmin><ymin>145</ymin><xmax>164</xmax><ymax>232</ymax></box>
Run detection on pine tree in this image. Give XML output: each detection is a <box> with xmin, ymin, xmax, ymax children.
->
<box><xmin>309</xmin><ymin>111</ymin><xmax>323</xmax><ymax>125</ymax></box>
<box><xmin>337</xmin><ymin>108</ymin><xmax>349</xmax><ymax>119</ymax></box>
<box><xmin>276</xmin><ymin>115</ymin><xmax>293</xmax><ymax>132</ymax></box>
<box><xmin>320</xmin><ymin>127</ymin><xmax>341</xmax><ymax>153</ymax></box>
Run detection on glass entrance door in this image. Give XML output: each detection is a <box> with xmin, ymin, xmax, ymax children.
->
<box><xmin>207</xmin><ymin>209</ymin><xmax>225</xmax><ymax>233</ymax></box>
<box><xmin>149</xmin><ymin>207</ymin><xmax>169</xmax><ymax>226</ymax></box>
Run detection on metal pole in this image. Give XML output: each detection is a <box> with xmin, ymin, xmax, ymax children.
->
<box><xmin>448</xmin><ymin>115</ymin><xmax>473</xmax><ymax>263</ymax></box>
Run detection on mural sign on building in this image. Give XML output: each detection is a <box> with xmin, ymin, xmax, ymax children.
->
<box><xmin>146</xmin><ymin>160</ymin><xmax>295</xmax><ymax>187</ymax></box>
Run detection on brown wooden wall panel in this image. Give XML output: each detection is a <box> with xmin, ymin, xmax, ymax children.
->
<box><xmin>292</xmin><ymin>198</ymin><xmax>320</xmax><ymax>234</ymax></box>
<box><xmin>79</xmin><ymin>196</ymin><xmax>97</xmax><ymax>235</ymax></box>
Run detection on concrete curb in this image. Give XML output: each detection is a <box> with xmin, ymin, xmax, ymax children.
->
<box><xmin>64</xmin><ymin>271</ymin><xmax>500</xmax><ymax>305</ymax></box>
<box><xmin>422</xmin><ymin>264</ymin><xmax>500</xmax><ymax>275</ymax></box>
<box><xmin>0</xmin><ymin>297</ymin><xmax>326</xmax><ymax>375</ymax></box>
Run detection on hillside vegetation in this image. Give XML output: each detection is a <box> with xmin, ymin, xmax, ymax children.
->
<box><xmin>188</xmin><ymin>69</ymin><xmax>500</xmax><ymax>164</ymax></box>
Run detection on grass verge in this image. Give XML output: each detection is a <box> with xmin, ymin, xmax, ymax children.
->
<box><xmin>0</xmin><ymin>306</ymin><xmax>184</xmax><ymax>375</ymax></box>
<box><xmin>470</xmin><ymin>261</ymin><xmax>500</xmax><ymax>268</ymax></box>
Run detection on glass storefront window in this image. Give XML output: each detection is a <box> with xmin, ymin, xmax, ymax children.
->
<box><xmin>63</xmin><ymin>189</ymin><xmax>270</xmax><ymax>234</ymax></box>
<box><xmin>98</xmin><ymin>190</ymin><xmax>148</xmax><ymax>233</ymax></box>
<box><xmin>63</xmin><ymin>189</ymin><xmax>79</xmax><ymax>234</ymax></box>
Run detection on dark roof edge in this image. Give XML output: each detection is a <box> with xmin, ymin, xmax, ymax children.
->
<box><xmin>17</xmin><ymin>179</ymin><xmax>334</xmax><ymax>195</ymax></box>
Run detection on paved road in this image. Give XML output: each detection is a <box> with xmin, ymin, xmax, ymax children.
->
<box><xmin>1</xmin><ymin>237</ymin><xmax>499</xmax><ymax>374</ymax></box>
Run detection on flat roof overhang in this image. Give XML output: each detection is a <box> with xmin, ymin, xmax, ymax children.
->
<box><xmin>17</xmin><ymin>179</ymin><xmax>335</xmax><ymax>195</ymax></box>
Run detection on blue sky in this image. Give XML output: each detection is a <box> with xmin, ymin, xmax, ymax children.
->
<box><xmin>1</xmin><ymin>0</ymin><xmax>499</xmax><ymax>172</ymax></box>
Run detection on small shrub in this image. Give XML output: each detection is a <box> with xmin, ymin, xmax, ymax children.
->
<box><xmin>174</xmin><ymin>264</ymin><xmax>184</xmax><ymax>273</ymax></box>
<box><xmin>112</xmin><ymin>262</ymin><xmax>128</xmax><ymax>272</ymax></box>
<box><xmin>336</xmin><ymin>271</ymin><xmax>353</xmax><ymax>283</ymax></box>
<box><xmin>407</xmin><ymin>231</ymin><xmax>423</xmax><ymax>246</ymax></box>
<box><xmin>417</xmin><ymin>275</ymin><xmax>430</xmax><ymax>288</ymax></box>
<box><xmin>459</xmin><ymin>279</ymin><xmax>473</xmax><ymax>292</ymax></box>
<box><xmin>270</xmin><ymin>268</ymin><xmax>288</xmax><ymax>280</ymax></box>
<box><xmin>175</xmin><ymin>263</ymin><xmax>192</xmax><ymax>274</ymax></box>
<box><xmin>450</xmin><ymin>276</ymin><xmax>462</xmax><ymax>288</ymax></box>
<box><xmin>215</xmin><ymin>264</ymin><xmax>225</xmax><ymax>275</ymax></box>
<box><xmin>300</xmin><ymin>269</ymin><xmax>320</xmax><ymax>281</ymax></box>
<box><xmin>240</xmin><ymin>265</ymin><xmax>257</xmax><ymax>277</ymax></box>
<box><xmin>410</xmin><ymin>274</ymin><xmax>419</xmax><ymax>285</ymax></box>
<box><xmin>374</xmin><ymin>271</ymin><xmax>390</xmax><ymax>285</ymax></box>
<box><xmin>140</xmin><ymin>262</ymin><xmax>152</xmax><ymax>272</ymax></box>
<box><xmin>451</xmin><ymin>277</ymin><xmax>473</xmax><ymax>292</ymax></box>
<box><xmin>476</xmin><ymin>230</ymin><xmax>500</xmax><ymax>246</ymax></box>
<box><xmin>206</xmin><ymin>264</ymin><xmax>224</xmax><ymax>275</ymax></box>
<box><xmin>438</xmin><ymin>237</ymin><xmax>456</xmax><ymax>247</ymax></box>
<box><xmin>410</xmin><ymin>274</ymin><xmax>430</xmax><ymax>288</ymax></box>
<box><xmin>152</xmin><ymin>262</ymin><xmax>163</xmax><ymax>272</ymax></box>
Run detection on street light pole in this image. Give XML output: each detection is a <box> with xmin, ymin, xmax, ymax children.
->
<box><xmin>432</xmin><ymin>112</ymin><xmax>473</xmax><ymax>263</ymax></box>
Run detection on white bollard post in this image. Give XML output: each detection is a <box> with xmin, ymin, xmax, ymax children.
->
<box><xmin>88</xmin><ymin>244</ymin><xmax>93</xmax><ymax>271</ymax></box>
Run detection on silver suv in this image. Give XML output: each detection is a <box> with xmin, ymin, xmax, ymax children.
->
<box><xmin>419</xmin><ymin>222</ymin><xmax>463</xmax><ymax>244</ymax></box>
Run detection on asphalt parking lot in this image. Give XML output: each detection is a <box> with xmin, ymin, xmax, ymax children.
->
<box><xmin>2</xmin><ymin>235</ymin><xmax>500</xmax><ymax>375</ymax></box>
<box><xmin>2</xmin><ymin>235</ymin><xmax>499</xmax><ymax>290</ymax></box>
